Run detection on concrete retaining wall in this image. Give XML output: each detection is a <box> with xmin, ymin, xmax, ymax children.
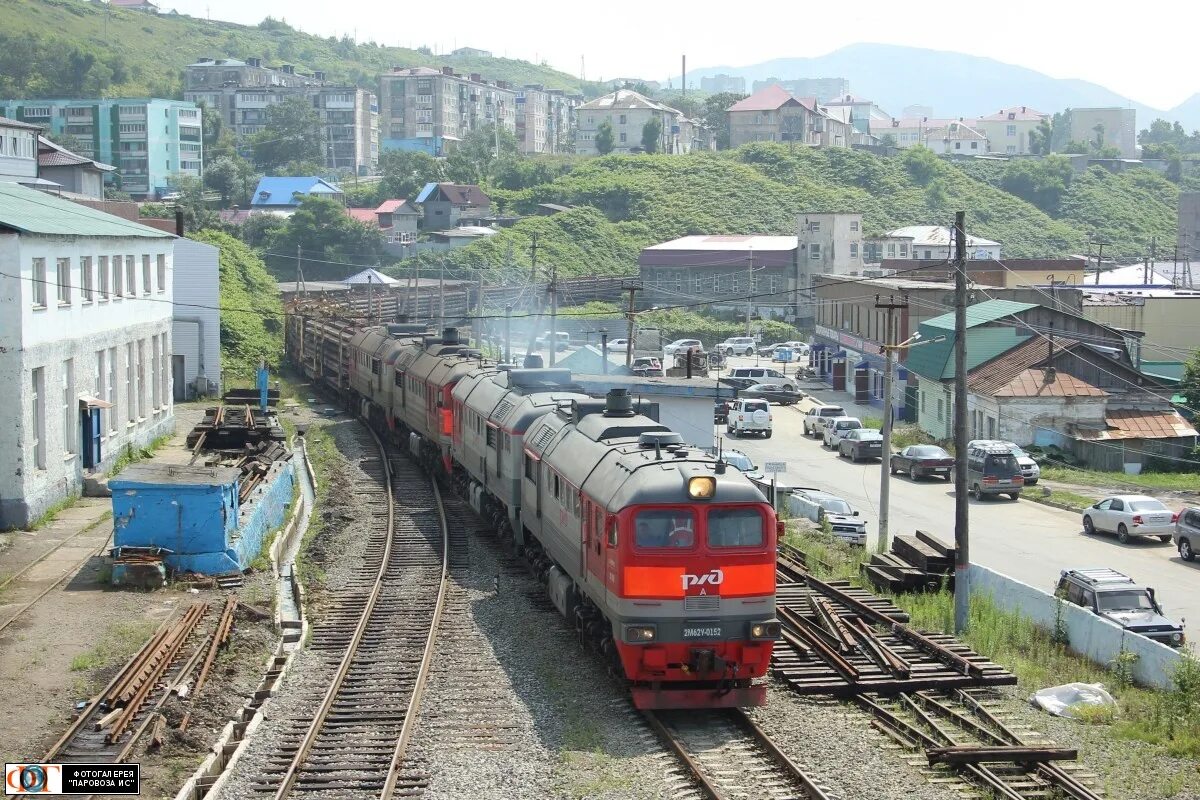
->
<box><xmin>968</xmin><ymin>564</ymin><xmax>1183</xmax><ymax>690</ymax></box>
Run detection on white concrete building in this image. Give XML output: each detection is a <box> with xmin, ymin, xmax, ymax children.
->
<box><xmin>875</xmin><ymin>226</ymin><xmax>1001</xmax><ymax>262</ymax></box>
<box><xmin>171</xmin><ymin>237</ymin><xmax>221</xmax><ymax>400</ymax></box>
<box><xmin>575</xmin><ymin>90</ymin><xmax>689</xmax><ymax>155</ymax></box>
<box><xmin>0</xmin><ymin>183</ymin><xmax>174</xmax><ymax>527</ymax></box>
<box><xmin>796</xmin><ymin>212</ymin><xmax>865</xmax><ymax>279</ymax></box>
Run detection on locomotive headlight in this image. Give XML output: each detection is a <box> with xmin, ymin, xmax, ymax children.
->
<box><xmin>749</xmin><ymin>621</ymin><xmax>781</xmax><ymax>640</ymax></box>
<box><xmin>688</xmin><ymin>476</ymin><xmax>716</xmax><ymax>499</ymax></box>
<box><xmin>624</xmin><ymin>624</ymin><xmax>657</xmax><ymax>643</ymax></box>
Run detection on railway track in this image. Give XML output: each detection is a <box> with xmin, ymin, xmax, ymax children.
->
<box><xmin>645</xmin><ymin>707</ymin><xmax>839</xmax><ymax>800</ymax></box>
<box><xmin>253</xmin><ymin>427</ymin><xmax>449</xmax><ymax>799</ymax></box>
<box><xmin>859</xmin><ymin>688</ymin><xmax>1104</xmax><ymax>800</ymax></box>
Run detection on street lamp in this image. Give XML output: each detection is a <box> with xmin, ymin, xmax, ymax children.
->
<box><xmin>877</xmin><ymin>330</ymin><xmax>945</xmax><ymax>551</ymax></box>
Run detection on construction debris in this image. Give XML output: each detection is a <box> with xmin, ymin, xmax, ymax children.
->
<box><xmin>862</xmin><ymin>530</ymin><xmax>956</xmax><ymax>593</ymax></box>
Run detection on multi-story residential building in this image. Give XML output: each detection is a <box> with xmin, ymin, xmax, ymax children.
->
<box><xmin>727</xmin><ymin>85</ymin><xmax>818</xmax><ymax>148</ymax></box>
<box><xmin>0</xmin><ymin>99</ymin><xmax>202</xmax><ymax>199</ymax></box>
<box><xmin>872</xmin><ymin>116</ymin><xmax>971</xmax><ymax>148</ymax></box>
<box><xmin>701</xmin><ymin>74</ymin><xmax>746</xmax><ymax>94</ymax></box>
<box><xmin>796</xmin><ymin>213</ymin><xmax>864</xmax><ymax>278</ymax></box>
<box><xmin>821</xmin><ymin>94</ymin><xmax>891</xmax><ymax>135</ymax></box>
<box><xmin>516</xmin><ymin>85</ymin><xmax>549</xmax><ymax>154</ymax></box>
<box><xmin>751</xmin><ymin>77</ymin><xmax>849</xmax><ymax>103</ymax></box>
<box><xmin>638</xmin><ymin>235</ymin><xmax>797</xmax><ymax>319</ymax></box>
<box><xmin>575</xmin><ymin>90</ymin><xmax>690</xmax><ymax>155</ymax></box>
<box><xmin>1067</xmin><ymin>107</ymin><xmax>1137</xmax><ymax>158</ymax></box>
<box><xmin>379</xmin><ymin>66</ymin><xmax>516</xmax><ymax>156</ymax></box>
<box><xmin>185</xmin><ymin>58</ymin><xmax>378</xmax><ymax>175</ymax></box>
<box><xmin>0</xmin><ymin>183</ymin><xmax>175</xmax><ymax>527</ymax></box>
<box><xmin>0</xmin><ymin>116</ymin><xmax>39</xmax><ymax>183</ymax></box>
<box><xmin>974</xmin><ymin>106</ymin><xmax>1048</xmax><ymax>155</ymax></box>
<box><xmin>867</xmin><ymin>226</ymin><xmax>1000</xmax><ymax>262</ymax></box>
<box><xmin>546</xmin><ymin>90</ymin><xmax>581</xmax><ymax>154</ymax></box>
<box><xmin>923</xmin><ymin>120</ymin><xmax>989</xmax><ymax>155</ymax></box>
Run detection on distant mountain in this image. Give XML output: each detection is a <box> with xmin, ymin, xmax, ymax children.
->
<box><xmin>1167</xmin><ymin>94</ymin><xmax>1200</xmax><ymax>132</ymax></box>
<box><xmin>677</xmin><ymin>43</ymin><xmax>1191</xmax><ymax>129</ymax></box>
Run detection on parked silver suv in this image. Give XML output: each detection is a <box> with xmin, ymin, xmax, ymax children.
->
<box><xmin>1176</xmin><ymin>506</ymin><xmax>1200</xmax><ymax>562</ymax></box>
<box><xmin>1056</xmin><ymin>568</ymin><xmax>1185</xmax><ymax>648</ymax></box>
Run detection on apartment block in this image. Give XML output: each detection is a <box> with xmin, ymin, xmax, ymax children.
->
<box><xmin>185</xmin><ymin>58</ymin><xmax>379</xmax><ymax>174</ymax></box>
<box><xmin>1067</xmin><ymin>107</ymin><xmax>1137</xmax><ymax>158</ymax></box>
<box><xmin>0</xmin><ymin>99</ymin><xmax>201</xmax><ymax>199</ymax></box>
<box><xmin>575</xmin><ymin>90</ymin><xmax>693</xmax><ymax>155</ymax></box>
<box><xmin>974</xmin><ymin>106</ymin><xmax>1048</xmax><ymax>155</ymax></box>
<box><xmin>701</xmin><ymin>74</ymin><xmax>746</xmax><ymax>94</ymax></box>
<box><xmin>379</xmin><ymin>66</ymin><xmax>517</xmax><ymax>156</ymax></box>
<box><xmin>750</xmin><ymin>77</ymin><xmax>849</xmax><ymax>103</ymax></box>
<box><xmin>0</xmin><ymin>184</ymin><xmax>175</xmax><ymax>527</ymax></box>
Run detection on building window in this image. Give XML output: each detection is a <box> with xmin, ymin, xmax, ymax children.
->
<box><xmin>850</xmin><ymin>220</ymin><xmax>859</xmax><ymax>231</ymax></box>
<box><xmin>954</xmin><ymin>142</ymin><xmax>962</xmax><ymax>150</ymax></box>
<box><xmin>62</xmin><ymin>359</ymin><xmax>75</xmax><ymax>456</ymax></box>
<box><xmin>886</xmin><ymin>244</ymin><xmax>896</xmax><ymax>258</ymax></box>
<box><xmin>80</xmin><ymin>257</ymin><xmax>94</xmax><ymax>302</ymax></box>
<box><xmin>809</xmin><ymin>221</ymin><xmax>821</xmax><ymax>232</ymax></box>
<box><xmin>32</xmin><ymin>257</ymin><xmax>47</xmax><ymax>307</ymax></box>
<box><xmin>810</xmin><ymin>243</ymin><xmax>821</xmax><ymax>259</ymax></box>
<box><xmin>850</xmin><ymin>243</ymin><xmax>859</xmax><ymax>259</ymax></box>
<box><xmin>936</xmin><ymin>397</ymin><xmax>943</xmax><ymax>421</ymax></box>
<box><xmin>98</xmin><ymin>256</ymin><xmax>110</xmax><ymax>300</ymax></box>
<box><xmin>1006</xmin><ymin>145</ymin><xmax>1016</xmax><ymax>153</ymax></box>
<box><xmin>137</xmin><ymin>339</ymin><xmax>146</xmax><ymax>419</ymax></box>
<box><xmin>924</xmin><ymin>249</ymin><xmax>933</xmax><ymax>259</ymax></box>
<box><xmin>619</xmin><ymin>132</ymin><xmax>626</xmax><ymax>143</ymax></box>
<box><xmin>1006</xmin><ymin>125</ymin><xmax>1016</xmax><ymax>136</ymax></box>
<box><xmin>159</xmin><ymin>333</ymin><xmax>168</xmax><ymax>410</ymax></box>
<box><xmin>96</xmin><ymin>349</ymin><xmax>107</xmax><ymax>435</ymax></box>
<box><xmin>142</xmin><ymin>255</ymin><xmax>151</xmax><ymax>295</ymax></box>
<box><xmin>921</xmin><ymin>391</ymin><xmax>926</xmax><ymax>412</ymax></box>
<box><xmin>151</xmin><ymin>336</ymin><xmax>161</xmax><ymax>411</ymax></box>
<box><xmin>32</xmin><ymin>367</ymin><xmax>46</xmax><ymax>470</ymax></box>
<box><xmin>112</xmin><ymin>255</ymin><xmax>123</xmax><ymax>297</ymax></box>
<box><xmin>56</xmin><ymin>258</ymin><xmax>71</xmax><ymax>304</ymax></box>
<box><xmin>619</xmin><ymin>114</ymin><xmax>627</xmax><ymax>125</ymax></box>
<box><xmin>126</xmin><ymin>343</ymin><xmax>135</xmax><ymax>424</ymax></box>
<box><xmin>125</xmin><ymin>256</ymin><xmax>136</xmax><ymax>297</ymax></box>
<box><xmin>107</xmin><ymin>347</ymin><xmax>118</xmax><ymax>433</ymax></box>
<box><xmin>899</xmin><ymin>244</ymin><xmax>909</xmax><ymax>257</ymax></box>
<box><xmin>971</xmin><ymin>141</ymin><xmax>978</xmax><ymax>150</ymax></box>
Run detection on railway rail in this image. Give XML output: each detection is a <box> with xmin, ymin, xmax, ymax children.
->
<box><xmin>644</xmin><ymin>707</ymin><xmax>839</xmax><ymax>800</ymax></box>
<box><xmin>254</xmin><ymin>426</ymin><xmax>450</xmax><ymax>799</ymax></box>
<box><xmin>859</xmin><ymin>688</ymin><xmax>1104</xmax><ymax>800</ymax></box>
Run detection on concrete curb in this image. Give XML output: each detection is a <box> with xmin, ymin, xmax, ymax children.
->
<box><xmin>1026</xmin><ymin>496</ymin><xmax>1087</xmax><ymax>514</ymax></box>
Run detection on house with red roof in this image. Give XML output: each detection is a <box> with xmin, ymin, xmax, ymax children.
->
<box><xmin>727</xmin><ymin>85</ymin><xmax>820</xmax><ymax>148</ymax></box>
<box><xmin>345</xmin><ymin>199</ymin><xmax>420</xmax><ymax>243</ymax></box>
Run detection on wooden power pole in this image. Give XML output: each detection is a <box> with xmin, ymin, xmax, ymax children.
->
<box><xmin>953</xmin><ymin>211</ymin><xmax>970</xmax><ymax>634</ymax></box>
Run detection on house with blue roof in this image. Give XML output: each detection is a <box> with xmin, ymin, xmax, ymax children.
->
<box><xmin>250</xmin><ymin>177</ymin><xmax>343</xmax><ymax>213</ymax></box>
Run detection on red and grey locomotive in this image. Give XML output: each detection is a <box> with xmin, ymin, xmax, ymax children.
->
<box><xmin>336</xmin><ymin>324</ymin><xmax>780</xmax><ymax>708</ymax></box>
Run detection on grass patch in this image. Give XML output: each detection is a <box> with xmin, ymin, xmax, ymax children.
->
<box><xmin>27</xmin><ymin>492</ymin><xmax>81</xmax><ymax>531</ymax></box>
<box><xmin>889</xmin><ymin>424</ymin><xmax>937</xmax><ymax>451</ymax></box>
<box><xmin>105</xmin><ymin>434</ymin><xmax>172</xmax><ymax>478</ymax></box>
<box><xmin>1037</xmin><ymin>489</ymin><xmax>1097</xmax><ymax>511</ymax></box>
<box><xmin>69</xmin><ymin>619</ymin><xmax>157</xmax><ymax>673</ymax></box>
<box><xmin>782</xmin><ymin>525</ymin><xmax>872</xmax><ymax>582</ymax></box>
<box><xmin>295</xmin><ymin>425</ymin><xmax>337</xmax><ymax>591</ymax></box>
<box><xmin>1040</xmin><ymin>464</ymin><xmax>1200</xmax><ymax>493</ymax></box>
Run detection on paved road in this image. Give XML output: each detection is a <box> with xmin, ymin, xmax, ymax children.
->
<box><xmin>721</xmin><ymin>399</ymin><xmax>1200</xmax><ymax>647</ymax></box>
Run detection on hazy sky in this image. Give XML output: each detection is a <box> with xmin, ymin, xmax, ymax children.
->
<box><xmin>167</xmin><ymin>0</ymin><xmax>1199</xmax><ymax>109</ymax></box>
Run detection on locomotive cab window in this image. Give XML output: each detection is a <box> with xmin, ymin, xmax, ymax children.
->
<box><xmin>708</xmin><ymin>507</ymin><xmax>765</xmax><ymax>548</ymax></box>
<box><xmin>635</xmin><ymin>509</ymin><xmax>695</xmax><ymax>549</ymax></box>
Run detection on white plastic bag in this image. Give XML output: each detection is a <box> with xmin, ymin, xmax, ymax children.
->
<box><xmin>1029</xmin><ymin>682</ymin><xmax>1117</xmax><ymax>718</ymax></box>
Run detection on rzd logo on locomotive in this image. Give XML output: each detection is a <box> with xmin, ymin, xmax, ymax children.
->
<box><xmin>681</xmin><ymin>568</ymin><xmax>724</xmax><ymax>592</ymax></box>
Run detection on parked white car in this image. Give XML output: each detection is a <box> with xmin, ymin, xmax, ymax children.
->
<box><xmin>822</xmin><ymin>417</ymin><xmax>863</xmax><ymax>448</ymax></box>
<box><xmin>606</xmin><ymin>337</ymin><xmax>630</xmax><ymax>350</ymax></box>
<box><xmin>787</xmin><ymin>489</ymin><xmax>867</xmax><ymax>545</ymax></box>
<box><xmin>718</xmin><ymin>336</ymin><xmax>758</xmax><ymax>356</ymax></box>
<box><xmin>664</xmin><ymin>338</ymin><xmax>704</xmax><ymax>357</ymax></box>
<box><xmin>1082</xmin><ymin>495</ymin><xmax>1178</xmax><ymax>544</ymax></box>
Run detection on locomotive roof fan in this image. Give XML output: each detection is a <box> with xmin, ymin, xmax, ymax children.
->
<box><xmin>603</xmin><ymin>388</ymin><xmax>635</xmax><ymax>418</ymax></box>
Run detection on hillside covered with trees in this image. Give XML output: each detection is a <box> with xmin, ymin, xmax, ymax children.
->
<box><xmin>0</xmin><ymin>0</ymin><xmax>589</xmax><ymax>99</ymax></box>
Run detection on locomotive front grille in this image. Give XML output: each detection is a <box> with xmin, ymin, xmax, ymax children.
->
<box><xmin>684</xmin><ymin>595</ymin><xmax>720</xmax><ymax>612</ymax></box>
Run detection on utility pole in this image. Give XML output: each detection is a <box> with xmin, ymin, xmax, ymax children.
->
<box><xmin>1093</xmin><ymin>241</ymin><xmax>1108</xmax><ymax>284</ymax></box>
<box><xmin>548</xmin><ymin>263</ymin><xmax>559</xmax><ymax>366</ymax></box>
<box><xmin>438</xmin><ymin>261</ymin><xmax>445</xmax><ymax>331</ymax></box>
<box><xmin>476</xmin><ymin>270</ymin><xmax>486</xmax><ymax>350</ymax></box>
<box><xmin>295</xmin><ymin>244</ymin><xmax>304</xmax><ymax>296</ymax></box>
<box><xmin>745</xmin><ymin>245</ymin><xmax>754</xmax><ymax>337</ymax></box>
<box><xmin>504</xmin><ymin>304</ymin><xmax>512</xmax><ymax>364</ymax></box>
<box><xmin>953</xmin><ymin>211</ymin><xmax>970</xmax><ymax>635</ymax></box>
<box><xmin>624</xmin><ymin>280</ymin><xmax>640</xmax><ymax>367</ymax></box>
<box><xmin>875</xmin><ymin>293</ymin><xmax>908</xmax><ymax>552</ymax></box>
<box><xmin>1147</xmin><ymin>236</ymin><xmax>1156</xmax><ymax>285</ymax></box>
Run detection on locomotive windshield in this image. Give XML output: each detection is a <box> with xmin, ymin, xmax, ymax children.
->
<box><xmin>708</xmin><ymin>507</ymin><xmax>765</xmax><ymax>548</ymax></box>
<box><xmin>635</xmin><ymin>510</ymin><xmax>696</xmax><ymax>548</ymax></box>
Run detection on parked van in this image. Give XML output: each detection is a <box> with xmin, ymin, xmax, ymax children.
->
<box><xmin>965</xmin><ymin>443</ymin><xmax>1024</xmax><ymax>500</ymax></box>
<box><xmin>728</xmin><ymin>367</ymin><xmax>795</xmax><ymax>391</ymax></box>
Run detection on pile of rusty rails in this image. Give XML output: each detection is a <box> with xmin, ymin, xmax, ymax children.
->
<box><xmin>185</xmin><ymin>401</ymin><xmax>289</xmax><ymax>504</ymax></box>
<box><xmin>45</xmin><ymin>598</ymin><xmax>239</xmax><ymax>764</ymax></box>
<box><xmin>775</xmin><ymin>543</ymin><xmax>1103</xmax><ymax>800</ymax></box>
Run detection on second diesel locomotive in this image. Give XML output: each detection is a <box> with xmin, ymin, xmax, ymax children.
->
<box><xmin>337</xmin><ymin>324</ymin><xmax>781</xmax><ymax>708</ymax></box>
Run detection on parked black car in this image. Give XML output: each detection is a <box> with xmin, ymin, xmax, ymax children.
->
<box><xmin>739</xmin><ymin>383</ymin><xmax>804</xmax><ymax>405</ymax></box>
<box><xmin>889</xmin><ymin>445</ymin><xmax>955</xmax><ymax>481</ymax></box>
<box><xmin>838</xmin><ymin>429</ymin><xmax>884</xmax><ymax>461</ymax></box>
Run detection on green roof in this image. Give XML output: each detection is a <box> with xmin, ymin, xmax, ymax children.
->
<box><xmin>921</xmin><ymin>299</ymin><xmax>1038</xmax><ymax>331</ymax></box>
<box><xmin>0</xmin><ymin>183</ymin><xmax>171</xmax><ymax>238</ymax></box>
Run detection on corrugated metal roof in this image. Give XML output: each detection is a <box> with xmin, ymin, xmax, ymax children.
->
<box><xmin>967</xmin><ymin>336</ymin><xmax>1082</xmax><ymax>395</ymax></box>
<box><xmin>921</xmin><ymin>299</ymin><xmax>1038</xmax><ymax>331</ymax></box>
<box><xmin>884</xmin><ymin>226</ymin><xmax>1000</xmax><ymax>248</ymax></box>
<box><xmin>250</xmin><ymin>177</ymin><xmax>342</xmax><ymax>207</ymax></box>
<box><xmin>994</xmin><ymin>369</ymin><xmax>1107</xmax><ymax>398</ymax></box>
<box><xmin>977</xmin><ymin>106</ymin><xmax>1048</xmax><ymax>122</ymax></box>
<box><xmin>645</xmin><ymin>235</ymin><xmax>797</xmax><ymax>252</ymax></box>
<box><xmin>1077</xmin><ymin>409</ymin><xmax>1198</xmax><ymax>441</ymax></box>
<box><xmin>906</xmin><ymin>325</ymin><xmax>1026</xmax><ymax>381</ymax></box>
<box><xmin>579</xmin><ymin>89</ymin><xmax>669</xmax><ymax>111</ymax></box>
<box><xmin>0</xmin><ymin>116</ymin><xmax>43</xmax><ymax>131</ymax></box>
<box><xmin>0</xmin><ymin>182</ymin><xmax>170</xmax><ymax>238</ymax></box>
<box><xmin>728</xmin><ymin>85</ymin><xmax>803</xmax><ymax>112</ymax></box>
